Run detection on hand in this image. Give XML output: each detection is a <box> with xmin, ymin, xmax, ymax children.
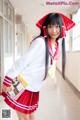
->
<box><xmin>2</xmin><ymin>84</ymin><xmax>12</xmax><ymax>93</ymax></box>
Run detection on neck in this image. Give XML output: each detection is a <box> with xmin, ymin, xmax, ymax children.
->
<box><xmin>51</xmin><ymin>38</ymin><xmax>56</xmax><ymax>44</ymax></box>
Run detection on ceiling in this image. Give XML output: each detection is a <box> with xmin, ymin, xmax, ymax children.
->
<box><xmin>10</xmin><ymin>0</ymin><xmax>79</xmax><ymax>35</ymax></box>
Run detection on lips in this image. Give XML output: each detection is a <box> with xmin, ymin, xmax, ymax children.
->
<box><xmin>51</xmin><ymin>34</ymin><xmax>57</xmax><ymax>35</ymax></box>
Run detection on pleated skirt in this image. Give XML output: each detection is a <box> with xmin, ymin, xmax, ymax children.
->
<box><xmin>1</xmin><ymin>89</ymin><xmax>39</xmax><ymax>114</ymax></box>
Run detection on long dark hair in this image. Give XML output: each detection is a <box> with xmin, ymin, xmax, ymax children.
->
<box><xmin>40</xmin><ymin>13</ymin><xmax>65</xmax><ymax>80</ymax></box>
<box><xmin>40</xmin><ymin>13</ymin><xmax>64</xmax><ymax>39</ymax></box>
<box><xmin>35</xmin><ymin>13</ymin><xmax>66</xmax><ymax>80</ymax></box>
<box><xmin>62</xmin><ymin>38</ymin><xmax>66</xmax><ymax>79</ymax></box>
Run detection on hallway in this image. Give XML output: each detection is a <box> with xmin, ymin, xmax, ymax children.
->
<box><xmin>0</xmin><ymin>0</ymin><xmax>80</xmax><ymax>120</ymax></box>
<box><xmin>0</xmin><ymin>70</ymin><xmax>80</xmax><ymax>120</ymax></box>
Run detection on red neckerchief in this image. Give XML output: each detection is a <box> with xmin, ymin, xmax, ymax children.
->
<box><xmin>48</xmin><ymin>39</ymin><xmax>60</xmax><ymax>63</ymax></box>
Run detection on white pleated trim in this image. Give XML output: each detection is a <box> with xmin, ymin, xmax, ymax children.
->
<box><xmin>6</xmin><ymin>94</ymin><xmax>38</xmax><ymax>110</ymax></box>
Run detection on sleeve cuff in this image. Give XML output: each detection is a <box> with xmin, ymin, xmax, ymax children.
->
<box><xmin>3</xmin><ymin>76</ymin><xmax>13</xmax><ymax>87</ymax></box>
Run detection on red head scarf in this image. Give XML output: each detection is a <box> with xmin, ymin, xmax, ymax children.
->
<box><xmin>36</xmin><ymin>13</ymin><xmax>75</xmax><ymax>60</ymax></box>
<box><xmin>36</xmin><ymin>12</ymin><xmax>75</xmax><ymax>31</ymax></box>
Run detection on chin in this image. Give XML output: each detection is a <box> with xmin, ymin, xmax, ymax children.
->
<box><xmin>52</xmin><ymin>35</ymin><xmax>60</xmax><ymax>39</ymax></box>
<box><xmin>51</xmin><ymin>37</ymin><xmax>58</xmax><ymax>39</ymax></box>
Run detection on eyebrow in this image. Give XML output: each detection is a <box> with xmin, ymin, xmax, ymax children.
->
<box><xmin>48</xmin><ymin>24</ymin><xmax>60</xmax><ymax>26</ymax></box>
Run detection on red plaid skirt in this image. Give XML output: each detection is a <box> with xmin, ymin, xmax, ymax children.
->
<box><xmin>1</xmin><ymin>89</ymin><xmax>39</xmax><ymax>114</ymax></box>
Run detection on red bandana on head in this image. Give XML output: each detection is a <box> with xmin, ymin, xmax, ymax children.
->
<box><xmin>36</xmin><ymin>12</ymin><xmax>75</xmax><ymax>38</ymax></box>
<box><xmin>36</xmin><ymin>13</ymin><xmax>75</xmax><ymax>60</ymax></box>
<box><xmin>36</xmin><ymin>12</ymin><xmax>75</xmax><ymax>31</ymax></box>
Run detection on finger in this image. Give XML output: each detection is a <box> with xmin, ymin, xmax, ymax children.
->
<box><xmin>7</xmin><ymin>87</ymin><xmax>12</xmax><ymax>92</ymax></box>
<box><xmin>2</xmin><ymin>88</ymin><xmax>6</xmax><ymax>92</ymax></box>
<box><xmin>10</xmin><ymin>87</ymin><xmax>12</xmax><ymax>91</ymax></box>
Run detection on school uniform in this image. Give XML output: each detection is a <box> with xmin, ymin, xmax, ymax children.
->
<box><xmin>1</xmin><ymin>12</ymin><xmax>75</xmax><ymax>114</ymax></box>
<box><xmin>1</xmin><ymin>36</ymin><xmax>59</xmax><ymax>114</ymax></box>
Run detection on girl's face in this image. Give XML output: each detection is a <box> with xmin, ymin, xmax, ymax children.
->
<box><xmin>47</xmin><ymin>24</ymin><xmax>60</xmax><ymax>40</ymax></box>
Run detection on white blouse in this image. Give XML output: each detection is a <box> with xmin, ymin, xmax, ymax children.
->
<box><xmin>3</xmin><ymin>36</ymin><xmax>52</xmax><ymax>92</ymax></box>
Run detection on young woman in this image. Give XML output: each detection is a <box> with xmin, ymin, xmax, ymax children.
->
<box><xmin>1</xmin><ymin>13</ymin><xmax>75</xmax><ymax>120</ymax></box>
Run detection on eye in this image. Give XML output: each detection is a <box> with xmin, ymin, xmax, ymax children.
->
<box><xmin>48</xmin><ymin>25</ymin><xmax>52</xmax><ymax>28</ymax></box>
<box><xmin>56</xmin><ymin>25</ymin><xmax>60</xmax><ymax>28</ymax></box>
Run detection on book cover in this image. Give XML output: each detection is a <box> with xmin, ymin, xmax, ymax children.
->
<box><xmin>8</xmin><ymin>74</ymin><xmax>28</xmax><ymax>100</ymax></box>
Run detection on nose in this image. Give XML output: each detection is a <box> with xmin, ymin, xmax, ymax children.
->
<box><xmin>52</xmin><ymin>27</ymin><xmax>56</xmax><ymax>33</ymax></box>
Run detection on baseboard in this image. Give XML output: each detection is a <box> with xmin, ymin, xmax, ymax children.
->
<box><xmin>56</xmin><ymin>67</ymin><xmax>80</xmax><ymax>99</ymax></box>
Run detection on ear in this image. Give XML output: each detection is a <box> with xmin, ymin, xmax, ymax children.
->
<box><xmin>60</xmin><ymin>26</ymin><xmax>66</xmax><ymax>38</ymax></box>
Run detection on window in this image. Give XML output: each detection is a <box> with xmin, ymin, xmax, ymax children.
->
<box><xmin>8</xmin><ymin>4</ymin><xmax>13</xmax><ymax>22</ymax></box>
<box><xmin>8</xmin><ymin>23</ymin><xmax>13</xmax><ymax>54</ymax></box>
<box><xmin>3</xmin><ymin>0</ymin><xmax>8</xmax><ymax>18</ymax></box>
<box><xmin>65</xmin><ymin>31</ymin><xmax>70</xmax><ymax>52</ymax></box>
<box><xmin>16</xmin><ymin>23</ymin><xmax>25</xmax><ymax>56</ymax></box>
<box><xmin>4</xmin><ymin>20</ymin><xmax>13</xmax><ymax>56</ymax></box>
<box><xmin>0</xmin><ymin>0</ymin><xmax>3</xmax><ymax>13</ymax></box>
<box><xmin>16</xmin><ymin>32</ymin><xmax>22</xmax><ymax>56</ymax></box>
<box><xmin>72</xmin><ymin>8</ymin><xmax>80</xmax><ymax>51</ymax></box>
<box><xmin>4</xmin><ymin>20</ymin><xmax>8</xmax><ymax>54</ymax></box>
